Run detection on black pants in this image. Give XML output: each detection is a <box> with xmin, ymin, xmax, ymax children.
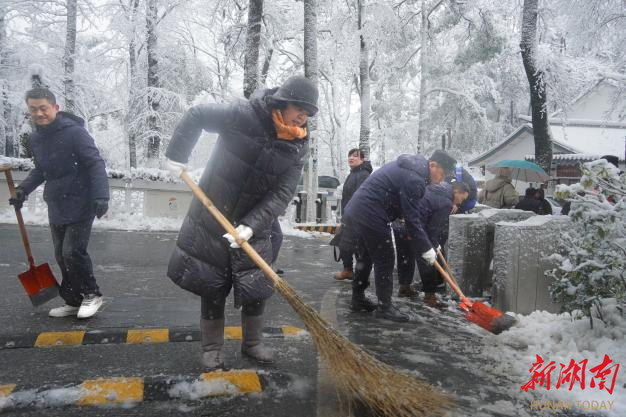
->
<box><xmin>352</xmin><ymin>225</ymin><xmax>395</xmax><ymax>305</ymax></box>
<box><xmin>394</xmin><ymin>231</ymin><xmax>416</xmax><ymax>286</ymax></box>
<box><xmin>270</xmin><ymin>219</ymin><xmax>283</xmax><ymax>264</ymax></box>
<box><xmin>340</xmin><ymin>250</ymin><xmax>354</xmax><ymax>270</ymax></box>
<box><xmin>201</xmin><ymin>297</ymin><xmax>265</xmax><ymax>320</ymax></box>
<box><xmin>394</xmin><ymin>231</ymin><xmax>444</xmax><ymax>292</ymax></box>
<box><xmin>50</xmin><ymin>217</ymin><xmax>100</xmax><ymax>307</ymax></box>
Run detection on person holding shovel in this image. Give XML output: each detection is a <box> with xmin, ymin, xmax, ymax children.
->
<box><xmin>396</xmin><ymin>181</ymin><xmax>470</xmax><ymax>307</ymax></box>
<box><xmin>340</xmin><ymin>150</ymin><xmax>457</xmax><ymax>322</ymax></box>
<box><xmin>9</xmin><ymin>88</ymin><xmax>109</xmax><ymax>319</ymax></box>
<box><xmin>165</xmin><ymin>75</ymin><xmax>318</xmax><ymax>369</ymax></box>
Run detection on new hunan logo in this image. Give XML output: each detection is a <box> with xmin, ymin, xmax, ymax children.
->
<box><xmin>521</xmin><ymin>354</ymin><xmax>620</xmax><ymax>393</ymax></box>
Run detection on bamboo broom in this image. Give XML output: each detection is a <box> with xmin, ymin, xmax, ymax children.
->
<box><xmin>181</xmin><ymin>172</ymin><xmax>453</xmax><ymax>417</ymax></box>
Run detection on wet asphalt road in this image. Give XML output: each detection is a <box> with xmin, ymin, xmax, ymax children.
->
<box><xmin>0</xmin><ymin>223</ymin><xmax>583</xmax><ymax>417</ymax></box>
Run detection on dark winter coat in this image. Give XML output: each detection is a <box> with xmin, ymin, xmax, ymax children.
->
<box><xmin>538</xmin><ymin>198</ymin><xmax>553</xmax><ymax>215</ymax></box>
<box><xmin>165</xmin><ymin>88</ymin><xmax>308</xmax><ymax>307</ymax></box>
<box><xmin>453</xmin><ymin>167</ymin><xmax>478</xmax><ymax>213</ymax></box>
<box><xmin>343</xmin><ymin>154</ymin><xmax>432</xmax><ymax>253</ymax></box>
<box><xmin>515</xmin><ymin>196</ymin><xmax>542</xmax><ymax>214</ymax></box>
<box><xmin>340</xmin><ymin>161</ymin><xmax>372</xmax><ymax>212</ymax></box>
<box><xmin>18</xmin><ymin>112</ymin><xmax>109</xmax><ymax>225</ymax></box>
<box><xmin>391</xmin><ymin>183</ymin><xmax>453</xmax><ymax>248</ymax></box>
<box><xmin>417</xmin><ymin>183</ymin><xmax>453</xmax><ymax>249</ymax></box>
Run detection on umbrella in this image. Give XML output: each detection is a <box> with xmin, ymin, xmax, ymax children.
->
<box><xmin>486</xmin><ymin>159</ymin><xmax>550</xmax><ymax>183</ymax></box>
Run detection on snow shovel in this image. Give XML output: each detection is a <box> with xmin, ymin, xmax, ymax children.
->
<box><xmin>179</xmin><ymin>171</ymin><xmax>453</xmax><ymax>417</ymax></box>
<box><xmin>432</xmin><ymin>255</ymin><xmax>515</xmax><ymax>335</ymax></box>
<box><xmin>1</xmin><ymin>165</ymin><xmax>59</xmax><ymax>306</ymax></box>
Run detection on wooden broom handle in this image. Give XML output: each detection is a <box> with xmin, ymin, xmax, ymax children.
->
<box><xmin>433</xmin><ymin>260</ymin><xmax>472</xmax><ymax>307</ymax></box>
<box><xmin>180</xmin><ymin>171</ymin><xmax>280</xmax><ymax>285</ymax></box>
<box><xmin>3</xmin><ymin>168</ymin><xmax>36</xmax><ymax>268</ymax></box>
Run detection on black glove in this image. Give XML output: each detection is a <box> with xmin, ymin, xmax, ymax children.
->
<box><xmin>9</xmin><ymin>187</ymin><xmax>26</xmax><ymax>210</ymax></box>
<box><xmin>93</xmin><ymin>199</ymin><xmax>109</xmax><ymax>219</ymax></box>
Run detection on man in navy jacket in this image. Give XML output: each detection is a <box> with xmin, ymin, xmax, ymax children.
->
<box><xmin>9</xmin><ymin>88</ymin><xmax>109</xmax><ymax>319</ymax></box>
<box><xmin>342</xmin><ymin>150</ymin><xmax>456</xmax><ymax>321</ymax></box>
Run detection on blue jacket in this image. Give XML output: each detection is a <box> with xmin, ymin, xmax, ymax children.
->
<box><xmin>450</xmin><ymin>167</ymin><xmax>477</xmax><ymax>213</ymax></box>
<box><xmin>343</xmin><ymin>154</ymin><xmax>432</xmax><ymax>253</ymax></box>
<box><xmin>19</xmin><ymin>112</ymin><xmax>109</xmax><ymax>225</ymax></box>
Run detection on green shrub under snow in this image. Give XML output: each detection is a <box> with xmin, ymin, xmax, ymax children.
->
<box><xmin>548</xmin><ymin>159</ymin><xmax>625</xmax><ymax>328</ymax></box>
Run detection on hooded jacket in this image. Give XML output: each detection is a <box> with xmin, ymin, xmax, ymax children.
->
<box><xmin>340</xmin><ymin>161</ymin><xmax>372</xmax><ymax>212</ymax></box>
<box><xmin>343</xmin><ymin>154</ymin><xmax>432</xmax><ymax>253</ymax></box>
<box><xmin>165</xmin><ymin>88</ymin><xmax>308</xmax><ymax>307</ymax></box>
<box><xmin>478</xmin><ymin>176</ymin><xmax>519</xmax><ymax>209</ymax></box>
<box><xmin>18</xmin><ymin>112</ymin><xmax>109</xmax><ymax>225</ymax></box>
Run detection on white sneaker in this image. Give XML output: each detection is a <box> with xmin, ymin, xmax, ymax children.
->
<box><xmin>49</xmin><ymin>304</ymin><xmax>80</xmax><ymax>318</ymax></box>
<box><xmin>77</xmin><ymin>295</ymin><xmax>103</xmax><ymax>319</ymax></box>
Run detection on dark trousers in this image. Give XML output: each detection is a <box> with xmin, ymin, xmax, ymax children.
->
<box><xmin>50</xmin><ymin>217</ymin><xmax>100</xmax><ymax>306</ymax></box>
<box><xmin>352</xmin><ymin>225</ymin><xmax>395</xmax><ymax>305</ymax></box>
<box><xmin>394</xmin><ymin>231</ymin><xmax>444</xmax><ymax>292</ymax></box>
<box><xmin>340</xmin><ymin>250</ymin><xmax>354</xmax><ymax>270</ymax></box>
<box><xmin>201</xmin><ymin>297</ymin><xmax>265</xmax><ymax>319</ymax></box>
<box><xmin>394</xmin><ymin>232</ymin><xmax>416</xmax><ymax>286</ymax></box>
<box><xmin>270</xmin><ymin>219</ymin><xmax>283</xmax><ymax>264</ymax></box>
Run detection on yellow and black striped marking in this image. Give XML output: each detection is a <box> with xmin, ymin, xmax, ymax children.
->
<box><xmin>0</xmin><ymin>370</ymin><xmax>267</xmax><ymax>412</ymax></box>
<box><xmin>0</xmin><ymin>325</ymin><xmax>306</xmax><ymax>350</ymax></box>
<box><xmin>294</xmin><ymin>224</ymin><xmax>338</xmax><ymax>234</ymax></box>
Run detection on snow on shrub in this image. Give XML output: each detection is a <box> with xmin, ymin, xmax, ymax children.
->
<box><xmin>548</xmin><ymin>159</ymin><xmax>625</xmax><ymax>328</ymax></box>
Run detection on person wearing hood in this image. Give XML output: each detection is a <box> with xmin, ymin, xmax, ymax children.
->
<box><xmin>334</xmin><ymin>148</ymin><xmax>372</xmax><ymax>281</ymax></box>
<box><xmin>341</xmin><ymin>150</ymin><xmax>457</xmax><ymax>322</ymax></box>
<box><xmin>9</xmin><ymin>88</ymin><xmax>109</xmax><ymax>319</ymax></box>
<box><xmin>478</xmin><ymin>167</ymin><xmax>519</xmax><ymax>209</ymax></box>
<box><xmin>165</xmin><ymin>75</ymin><xmax>318</xmax><ymax>369</ymax></box>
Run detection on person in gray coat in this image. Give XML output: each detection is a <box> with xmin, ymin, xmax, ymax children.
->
<box><xmin>165</xmin><ymin>76</ymin><xmax>318</xmax><ymax>369</ymax></box>
<box><xmin>478</xmin><ymin>168</ymin><xmax>519</xmax><ymax>209</ymax></box>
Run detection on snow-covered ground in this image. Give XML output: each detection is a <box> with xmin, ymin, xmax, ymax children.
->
<box><xmin>1</xmin><ymin>205</ymin><xmax>623</xmax><ymax>415</ymax></box>
<box><xmin>484</xmin><ymin>305</ymin><xmax>625</xmax><ymax>416</ymax></box>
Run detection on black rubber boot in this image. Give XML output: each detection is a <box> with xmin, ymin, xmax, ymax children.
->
<box><xmin>350</xmin><ymin>290</ymin><xmax>377</xmax><ymax>312</ymax></box>
<box><xmin>200</xmin><ymin>317</ymin><xmax>225</xmax><ymax>369</ymax></box>
<box><xmin>241</xmin><ymin>313</ymin><xmax>275</xmax><ymax>364</ymax></box>
<box><xmin>375</xmin><ymin>303</ymin><xmax>410</xmax><ymax>322</ymax></box>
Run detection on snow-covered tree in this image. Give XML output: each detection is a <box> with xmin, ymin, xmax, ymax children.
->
<box><xmin>548</xmin><ymin>159</ymin><xmax>626</xmax><ymax>328</ymax></box>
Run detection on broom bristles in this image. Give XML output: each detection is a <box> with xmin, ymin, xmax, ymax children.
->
<box><xmin>273</xmin><ymin>278</ymin><xmax>454</xmax><ymax>417</ymax></box>
<box><xmin>180</xmin><ymin>174</ymin><xmax>454</xmax><ymax>416</ymax></box>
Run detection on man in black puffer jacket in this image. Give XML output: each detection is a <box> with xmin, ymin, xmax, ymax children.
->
<box><xmin>10</xmin><ymin>88</ymin><xmax>109</xmax><ymax>320</ymax></box>
<box><xmin>165</xmin><ymin>76</ymin><xmax>318</xmax><ymax>369</ymax></box>
<box><xmin>334</xmin><ymin>148</ymin><xmax>372</xmax><ymax>281</ymax></box>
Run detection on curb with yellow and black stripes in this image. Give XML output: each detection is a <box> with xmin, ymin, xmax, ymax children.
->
<box><xmin>293</xmin><ymin>224</ymin><xmax>337</xmax><ymax>234</ymax></box>
<box><xmin>0</xmin><ymin>325</ymin><xmax>307</xmax><ymax>350</ymax></box>
<box><xmin>0</xmin><ymin>369</ymin><xmax>292</xmax><ymax>412</ymax></box>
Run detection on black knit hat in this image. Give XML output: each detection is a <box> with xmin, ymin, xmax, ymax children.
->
<box><xmin>271</xmin><ymin>76</ymin><xmax>319</xmax><ymax>116</ymax></box>
<box><xmin>429</xmin><ymin>150</ymin><xmax>457</xmax><ymax>175</ymax></box>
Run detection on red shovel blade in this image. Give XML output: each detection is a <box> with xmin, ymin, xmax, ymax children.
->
<box><xmin>18</xmin><ymin>263</ymin><xmax>60</xmax><ymax>306</ymax></box>
<box><xmin>465</xmin><ymin>301</ymin><xmax>517</xmax><ymax>335</ymax></box>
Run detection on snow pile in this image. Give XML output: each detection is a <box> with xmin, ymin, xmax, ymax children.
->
<box><xmin>483</xmin><ymin>306</ymin><xmax>626</xmax><ymax>415</ymax></box>
<box><xmin>168</xmin><ymin>378</ymin><xmax>241</xmax><ymax>400</ymax></box>
<box><xmin>107</xmin><ymin>166</ymin><xmax>204</xmax><ymax>183</ymax></box>
<box><xmin>0</xmin><ymin>156</ymin><xmax>35</xmax><ymax>171</ymax></box>
<box><xmin>0</xmin><ymin>206</ymin><xmax>184</xmax><ymax>232</ymax></box>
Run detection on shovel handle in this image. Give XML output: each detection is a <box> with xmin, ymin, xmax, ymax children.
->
<box><xmin>4</xmin><ymin>169</ymin><xmax>35</xmax><ymax>268</ymax></box>
<box><xmin>433</xmin><ymin>260</ymin><xmax>472</xmax><ymax>308</ymax></box>
<box><xmin>179</xmin><ymin>171</ymin><xmax>279</xmax><ymax>286</ymax></box>
<box><xmin>436</xmin><ymin>249</ymin><xmax>460</xmax><ymax>287</ymax></box>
